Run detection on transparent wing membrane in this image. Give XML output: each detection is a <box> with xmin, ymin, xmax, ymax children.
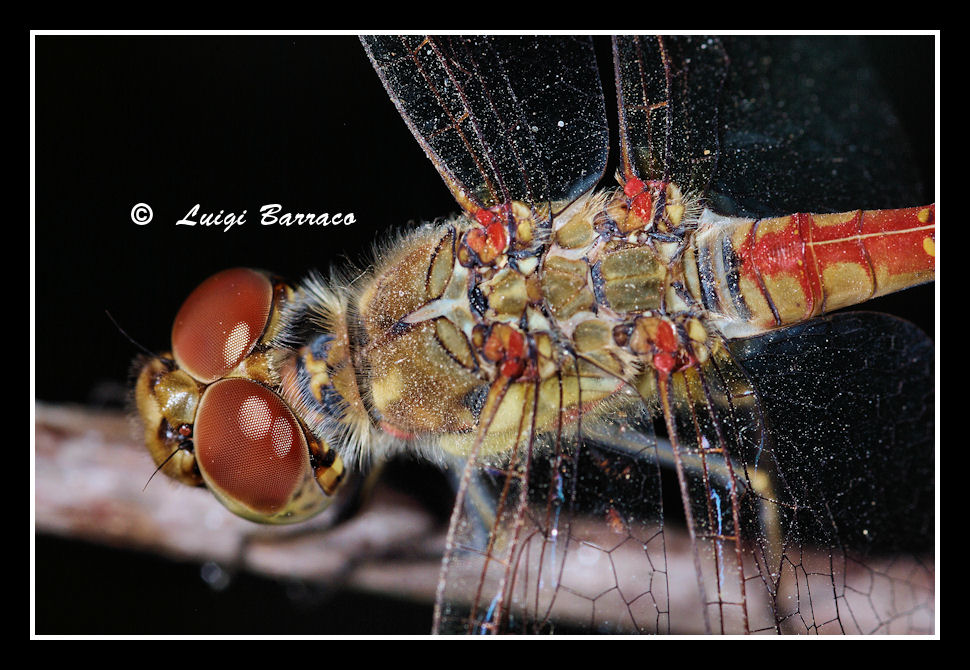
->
<box><xmin>729</xmin><ymin>313</ymin><xmax>934</xmax><ymax>634</ymax></box>
<box><xmin>613</xmin><ymin>36</ymin><xmax>930</xmax><ymax>218</ymax></box>
<box><xmin>613</xmin><ymin>36</ymin><xmax>729</xmax><ymax>195</ymax></box>
<box><xmin>711</xmin><ymin>36</ymin><xmax>930</xmax><ymax>218</ymax></box>
<box><xmin>361</xmin><ymin>36</ymin><xmax>609</xmax><ymax>218</ymax></box>
<box><xmin>435</xmin><ymin>375</ymin><xmax>674</xmax><ymax>634</ymax></box>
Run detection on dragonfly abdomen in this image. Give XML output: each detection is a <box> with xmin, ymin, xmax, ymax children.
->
<box><xmin>689</xmin><ymin>205</ymin><xmax>936</xmax><ymax>333</ymax></box>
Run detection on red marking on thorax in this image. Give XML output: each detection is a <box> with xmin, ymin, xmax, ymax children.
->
<box><xmin>468</xmin><ymin>207</ymin><xmax>510</xmax><ymax>261</ymax></box>
<box><xmin>655</xmin><ymin>320</ymin><xmax>678</xmax><ymax>353</ymax></box>
<box><xmin>631</xmin><ymin>192</ymin><xmax>653</xmax><ymax>221</ymax></box>
<box><xmin>465</xmin><ymin>228</ymin><xmax>486</xmax><ymax>255</ymax></box>
<box><xmin>487</xmin><ymin>220</ymin><xmax>508</xmax><ymax>252</ymax></box>
<box><xmin>623</xmin><ymin>176</ymin><xmax>646</xmax><ymax>198</ymax></box>
<box><xmin>475</xmin><ymin>208</ymin><xmax>494</xmax><ymax>226</ymax></box>
<box><xmin>483</xmin><ymin>325</ymin><xmax>528</xmax><ymax>380</ymax></box>
<box><xmin>623</xmin><ymin>176</ymin><xmax>665</xmax><ymax>224</ymax></box>
<box><xmin>501</xmin><ymin>358</ymin><xmax>525</xmax><ymax>379</ymax></box>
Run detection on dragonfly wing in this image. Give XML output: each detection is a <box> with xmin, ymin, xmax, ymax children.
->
<box><xmin>660</xmin><ymin>311</ymin><xmax>934</xmax><ymax>633</ymax></box>
<box><xmin>654</xmin><ymin>329</ymin><xmax>767</xmax><ymax>634</ymax></box>
<box><xmin>614</xmin><ymin>36</ymin><xmax>932</xmax><ymax>218</ymax></box>
<box><xmin>624</xmin><ymin>310</ymin><xmax>934</xmax><ymax>634</ymax></box>
<box><xmin>728</xmin><ymin>311</ymin><xmax>935</xmax><ymax>634</ymax></box>
<box><xmin>613</xmin><ymin>35</ymin><xmax>729</xmax><ymax>196</ymax></box>
<box><xmin>711</xmin><ymin>36</ymin><xmax>932</xmax><ymax>218</ymax></box>
<box><xmin>433</xmin><ymin>377</ymin><xmax>672</xmax><ymax>634</ymax></box>
<box><xmin>361</xmin><ymin>36</ymin><xmax>609</xmax><ymax>219</ymax></box>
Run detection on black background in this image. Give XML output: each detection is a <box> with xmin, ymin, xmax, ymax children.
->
<box><xmin>34</xmin><ymin>34</ymin><xmax>936</xmax><ymax>634</ymax></box>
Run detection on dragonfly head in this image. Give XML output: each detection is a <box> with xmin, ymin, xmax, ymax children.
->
<box><xmin>133</xmin><ymin>267</ymin><xmax>344</xmax><ymax>524</ymax></box>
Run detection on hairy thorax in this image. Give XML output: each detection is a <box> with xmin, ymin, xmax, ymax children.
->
<box><xmin>284</xmin><ymin>180</ymin><xmax>720</xmax><ymax>464</ymax></box>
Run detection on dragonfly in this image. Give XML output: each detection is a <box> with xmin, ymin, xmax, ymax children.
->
<box><xmin>133</xmin><ymin>35</ymin><xmax>936</xmax><ymax>635</ymax></box>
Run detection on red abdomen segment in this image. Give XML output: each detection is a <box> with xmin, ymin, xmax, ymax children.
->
<box><xmin>692</xmin><ymin>205</ymin><xmax>936</xmax><ymax>329</ymax></box>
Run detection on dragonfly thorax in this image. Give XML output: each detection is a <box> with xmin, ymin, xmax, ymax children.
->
<box><xmin>279</xmin><ymin>183</ymin><xmax>717</xmax><ymax>465</ymax></box>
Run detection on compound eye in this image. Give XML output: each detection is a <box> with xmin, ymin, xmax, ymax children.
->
<box><xmin>172</xmin><ymin>268</ymin><xmax>273</xmax><ymax>383</ymax></box>
<box><xmin>194</xmin><ymin>378</ymin><xmax>312</xmax><ymax>518</ymax></box>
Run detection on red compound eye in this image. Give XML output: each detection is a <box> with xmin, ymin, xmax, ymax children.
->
<box><xmin>194</xmin><ymin>378</ymin><xmax>309</xmax><ymax>516</ymax></box>
<box><xmin>172</xmin><ymin>268</ymin><xmax>273</xmax><ymax>383</ymax></box>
